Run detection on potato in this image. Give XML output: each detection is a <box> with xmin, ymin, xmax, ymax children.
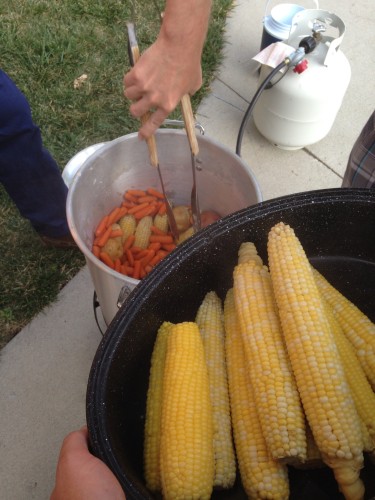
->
<box><xmin>102</xmin><ymin>223</ymin><xmax>123</xmax><ymax>260</ymax></box>
<box><xmin>172</xmin><ymin>205</ymin><xmax>192</xmax><ymax>233</ymax></box>
<box><xmin>178</xmin><ymin>226</ymin><xmax>195</xmax><ymax>244</ymax></box>
<box><xmin>200</xmin><ymin>210</ymin><xmax>221</xmax><ymax>228</ymax></box>
<box><xmin>102</xmin><ymin>237</ymin><xmax>123</xmax><ymax>260</ymax></box>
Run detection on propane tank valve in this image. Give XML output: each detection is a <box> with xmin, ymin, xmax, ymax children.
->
<box><xmin>286</xmin><ymin>39</ymin><xmax>317</xmax><ymax>75</ymax></box>
<box><xmin>299</xmin><ymin>36</ymin><xmax>317</xmax><ymax>54</ymax></box>
<box><xmin>289</xmin><ymin>36</ymin><xmax>317</xmax><ymax>74</ymax></box>
<box><xmin>312</xmin><ymin>21</ymin><xmax>327</xmax><ymax>42</ymax></box>
<box><xmin>285</xmin><ymin>47</ymin><xmax>306</xmax><ymax>68</ymax></box>
<box><xmin>293</xmin><ymin>59</ymin><xmax>309</xmax><ymax>74</ymax></box>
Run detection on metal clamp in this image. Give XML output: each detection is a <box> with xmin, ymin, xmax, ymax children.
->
<box><xmin>117</xmin><ymin>284</ymin><xmax>133</xmax><ymax>310</ymax></box>
<box><xmin>162</xmin><ymin>119</ymin><xmax>205</xmax><ymax>136</ymax></box>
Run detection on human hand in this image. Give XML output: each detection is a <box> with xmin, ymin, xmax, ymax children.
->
<box><xmin>50</xmin><ymin>426</ymin><xmax>126</xmax><ymax>500</ymax></box>
<box><xmin>124</xmin><ymin>0</ymin><xmax>212</xmax><ymax>139</ymax></box>
<box><xmin>124</xmin><ymin>37</ymin><xmax>202</xmax><ymax>140</ymax></box>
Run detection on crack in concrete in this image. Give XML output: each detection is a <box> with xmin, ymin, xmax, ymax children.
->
<box><xmin>215</xmin><ymin>77</ymin><xmax>250</xmax><ymax>108</ymax></box>
<box><xmin>302</xmin><ymin>148</ymin><xmax>344</xmax><ymax>180</ymax></box>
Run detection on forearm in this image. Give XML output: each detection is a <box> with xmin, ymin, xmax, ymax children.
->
<box><xmin>160</xmin><ymin>0</ymin><xmax>212</xmax><ymax>61</ymax></box>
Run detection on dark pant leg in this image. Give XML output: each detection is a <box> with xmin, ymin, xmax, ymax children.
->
<box><xmin>342</xmin><ymin>110</ymin><xmax>375</xmax><ymax>188</ymax></box>
<box><xmin>0</xmin><ymin>69</ymin><xmax>70</xmax><ymax>237</ymax></box>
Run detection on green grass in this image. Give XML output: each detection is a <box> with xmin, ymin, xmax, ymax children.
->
<box><xmin>0</xmin><ymin>0</ymin><xmax>233</xmax><ymax>350</ymax></box>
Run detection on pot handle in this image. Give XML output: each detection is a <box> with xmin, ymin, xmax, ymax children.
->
<box><xmin>117</xmin><ymin>284</ymin><xmax>134</xmax><ymax>310</ymax></box>
<box><xmin>162</xmin><ymin>119</ymin><xmax>205</xmax><ymax>136</ymax></box>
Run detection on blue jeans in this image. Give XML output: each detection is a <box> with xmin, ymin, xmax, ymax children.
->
<box><xmin>0</xmin><ymin>69</ymin><xmax>70</xmax><ymax>237</ymax></box>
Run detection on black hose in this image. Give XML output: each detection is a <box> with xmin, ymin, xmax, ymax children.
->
<box><xmin>235</xmin><ymin>60</ymin><xmax>288</xmax><ymax>157</ymax></box>
<box><xmin>93</xmin><ymin>291</ymin><xmax>105</xmax><ymax>336</ymax></box>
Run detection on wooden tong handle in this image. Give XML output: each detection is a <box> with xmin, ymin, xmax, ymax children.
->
<box><xmin>180</xmin><ymin>94</ymin><xmax>199</xmax><ymax>156</ymax></box>
<box><xmin>140</xmin><ymin>112</ymin><xmax>159</xmax><ymax>168</ymax></box>
<box><xmin>127</xmin><ymin>27</ymin><xmax>158</xmax><ymax>168</ymax></box>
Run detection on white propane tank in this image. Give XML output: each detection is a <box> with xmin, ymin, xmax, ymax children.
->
<box><xmin>253</xmin><ymin>9</ymin><xmax>351</xmax><ymax>150</ymax></box>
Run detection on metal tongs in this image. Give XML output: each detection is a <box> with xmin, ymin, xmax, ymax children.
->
<box><xmin>180</xmin><ymin>95</ymin><xmax>201</xmax><ymax>232</ymax></box>
<box><xmin>126</xmin><ymin>22</ymin><xmax>179</xmax><ymax>242</ymax></box>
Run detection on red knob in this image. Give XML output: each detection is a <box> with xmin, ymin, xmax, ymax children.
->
<box><xmin>293</xmin><ymin>59</ymin><xmax>308</xmax><ymax>74</ymax></box>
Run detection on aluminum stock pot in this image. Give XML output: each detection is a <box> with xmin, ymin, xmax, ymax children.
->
<box><xmin>66</xmin><ymin>129</ymin><xmax>262</xmax><ymax>325</ymax></box>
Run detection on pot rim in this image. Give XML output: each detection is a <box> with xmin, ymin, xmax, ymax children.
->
<box><xmin>66</xmin><ymin>129</ymin><xmax>262</xmax><ymax>283</ymax></box>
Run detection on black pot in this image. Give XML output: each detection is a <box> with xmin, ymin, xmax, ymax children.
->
<box><xmin>87</xmin><ymin>188</ymin><xmax>375</xmax><ymax>500</ymax></box>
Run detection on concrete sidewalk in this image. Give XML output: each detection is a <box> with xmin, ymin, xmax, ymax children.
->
<box><xmin>1</xmin><ymin>0</ymin><xmax>374</xmax><ymax>498</ymax></box>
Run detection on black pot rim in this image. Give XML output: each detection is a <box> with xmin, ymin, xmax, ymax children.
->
<box><xmin>86</xmin><ymin>187</ymin><xmax>375</xmax><ymax>498</ymax></box>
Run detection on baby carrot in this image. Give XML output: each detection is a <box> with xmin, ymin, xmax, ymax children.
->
<box><xmin>127</xmin><ymin>189</ymin><xmax>147</xmax><ymax>197</ymax></box>
<box><xmin>148</xmin><ymin>241</ymin><xmax>162</xmax><ymax>252</ymax></box>
<box><xmin>162</xmin><ymin>243</ymin><xmax>177</xmax><ymax>252</ymax></box>
<box><xmin>114</xmin><ymin>258</ymin><xmax>122</xmax><ymax>273</ymax></box>
<box><xmin>140</xmin><ymin>266</ymin><xmax>147</xmax><ymax>279</ymax></box>
<box><xmin>135</xmin><ymin>249</ymin><xmax>149</xmax><ymax>260</ymax></box>
<box><xmin>144</xmin><ymin>264</ymin><xmax>153</xmax><ymax>274</ymax></box>
<box><xmin>146</xmin><ymin>187</ymin><xmax>165</xmax><ymax>200</ymax></box>
<box><xmin>110</xmin><ymin>229</ymin><xmax>123</xmax><ymax>238</ymax></box>
<box><xmin>138</xmin><ymin>195</ymin><xmax>157</xmax><ymax>203</ymax></box>
<box><xmin>140</xmin><ymin>249</ymin><xmax>156</xmax><ymax>267</ymax></box>
<box><xmin>123</xmin><ymin>234</ymin><xmax>135</xmax><ymax>251</ymax></box>
<box><xmin>130</xmin><ymin>246</ymin><xmax>145</xmax><ymax>255</ymax></box>
<box><xmin>149</xmin><ymin>234</ymin><xmax>174</xmax><ymax>244</ymax></box>
<box><xmin>149</xmin><ymin>203</ymin><xmax>160</xmax><ymax>217</ymax></box>
<box><xmin>99</xmin><ymin>251</ymin><xmax>114</xmax><ymax>269</ymax></box>
<box><xmin>128</xmin><ymin>202</ymin><xmax>150</xmax><ymax>214</ymax></box>
<box><xmin>149</xmin><ymin>250</ymin><xmax>168</xmax><ymax>267</ymax></box>
<box><xmin>117</xmin><ymin>206</ymin><xmax>128</xmax><ymax>218</ymax></box>
<box><xmin>120</xmin><ymin>265</ymin><xmax>134</xmax><ymax>276</ymax></box>
<box><xmin>106</xmin><ymin>206</ymin><xmax>122</xmax><ymax>227</ymax></box>
<box><xmin>133</xmin><ymin>260</ymin><xmax>142</xmax><ymax>280</ymax></box>
<box><xmin>122</xmin><ymin>200</ymin><xmax>136</xmax><ymax>208</ymax></box>
<box><xmin>126</xmin><ymin>249</ymin><xmax>134</xmax><ymax>266</ymax></box>
<box><xmin>134</xmin><ymin>205</ymin><xmax>155</xmax><ymax>220</ymax></box>
<box><xmin>151</xmin><ymin>225</ymin><xmax>167</xmax><ymax>236</ymax></box>
<box><xmin>158</xmin><ymin>202</ymin><xmax>167</xmax><ymax>215</ymax></box>
<box><xmin>92</xmin><ymin>245</ymin><xmax>101</xmax><ymax>258</ymax></box>
<box><xmin>124</xmin><ymin>192</ymin><xmax>139</xmax><ymax>203</ymax></box>
<box><xmin>95</xmin><ymin>215</ymin><xmax>109</xmax><ymax>237</ymax></box>
<box><xmin>96</xmin><ymin>226</ymin><xmax>112</xmax><ymax>247</ymax></box>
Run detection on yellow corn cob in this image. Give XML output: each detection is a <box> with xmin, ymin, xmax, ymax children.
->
<box><xmin>237</xmin><ymin>241</ymin><xmax>263</xmax><ymax>265</ymax></box>
<box><xmin>233</xmin><ymin>243</ymin><xmax>306</xmax><ymax>464</ymax></box>
<box><xmin>293</xmin><ymin>423</ymin><xmax>324</xmax><ymax>470</ymax></box>
<box><xmin>160</xmin><ymin>322</ymin><xmax>214</xmax><ymax>500</ymax></box>
<box><xmin>195</xmin><ymin>291</ymin><xmax>236</xmax><ymax>488</ymax></box>
<box><xmin>267</xmin><ymin>222</ymin><xmax>364</xmax><ymax>500</ymax></box>
<box><xmin>304</xmin><ymin>424</ymin><xmax>324</xmax><ymax>469</ymax></box>
<box><xmin>118</xmin><ymin>214</ymin><xmax>136</xmax><ymax>243</ymax></box>
<box><xmin>144</xmin><ymin>321</ymin><xmax>173</xmax><ymax>492</ymax></box>
<box><xmin>313</xmin><ymin>268</ymin><xmax>375</xmax><ymax>389</ymax></box>
<box><xmin>153</xmin><ymin>213</ymin><xmax>169</xmax><ymax>234</ymax></box>
<box><xmin>134</xmin><ymin>215</ymin><xmax>153</xmax><ymax>249</ymax></box>
<box><xmin>224</xmin><ymin>289</ymin><xmax>289</xmax><ymax>500</ymax></box>
<box><xmin>323</xmin><ymin>298</ymin><xmax>375</xmax><ymax>451</ymax></box>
